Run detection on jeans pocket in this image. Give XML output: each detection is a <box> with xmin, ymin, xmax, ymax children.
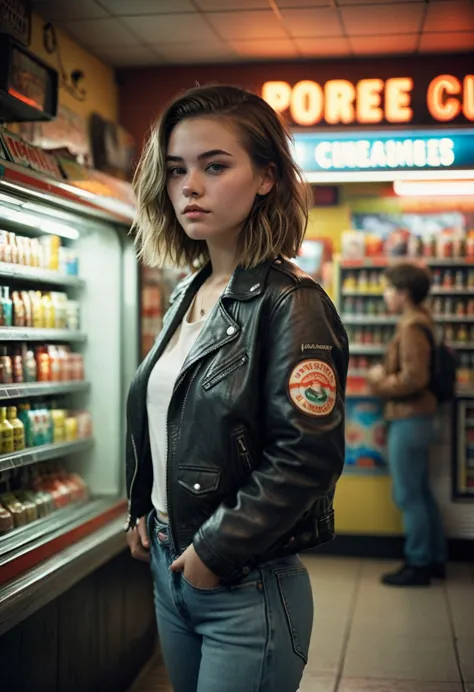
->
<box><xmin>275</xmin><ymin>566</ymin><xmax>313</xmax><ymax>664</ymax></box>
<box><xmin>181</xmin><ymin>574</ymin><xmax>225</xmax><ymax>594</ymax></box>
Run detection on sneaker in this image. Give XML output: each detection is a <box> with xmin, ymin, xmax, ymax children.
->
<box><xmin>430</xmin><ymin>563</ymin><xmax>447</xmax><ymax>580</ymax></box>
<box><xmin>381</xmin><ymin>564</ymin><xmax>431</xmax><ymax>587</ymax></box>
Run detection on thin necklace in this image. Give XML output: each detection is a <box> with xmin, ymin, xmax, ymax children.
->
<box><xmin>198</xmin><ymin>276</ymin><xmax>230</xmax><ymax>317</ymax></box>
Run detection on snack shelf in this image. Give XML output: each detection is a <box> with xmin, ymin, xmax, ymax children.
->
<box><xmin>0</xmin><ymin>381</ymin><xmax>90</xmax><ymax>400</ymax></box>
<box><xmin>342</xmin><ymin>315</ymin><xmax>398</xmax><ymax>325</ymax></box>
<box><xmin>345</xmin><ymin>315</ymin><xmax>474</xmax><ymax>325</ymax></box>
<box><xmin>341</xmin><ymin>257</ymin><xmax>474</xmax><ymax>269</ymax></box>
<box><xmin>0</xmin><ymin>328</ymin><xmax>86</xmax><ymax>342</ymax></box>
<box><xmin>431</xmin><ymin>288</ymin><xmax>474</xmax><ymax>296</ymax></box>
<box><xmin>349</xmin><ymin>345</ymin><xmax>385</xmax><ymax>355</ymax></box>
<box><xmin>0</xmin><ymin>438</ymin><xmax>94</xmax><ymax>473</ymax></box>
<box><xmin>0</xmin><ymin>263</ymin><xmax>84</xmax><ymax>289</ymax></box>
<box><xmin>343</xmin><ymin>288</ymin><xmax>474</xmax><ymax>297</ymax></box>
<box><xmin>341</xmin><ymin>290</ymin><xmax>384</xmax><ymax>297</ymax></box>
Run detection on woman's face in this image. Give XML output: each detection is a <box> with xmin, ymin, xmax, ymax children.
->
<box><xmin>383</xmin><ymin>283</ymin><xmax>404</xmax><ymax>314</ymax></box>
<box><xmin>166</xmin><ymin>117</ymin><xmax>273</xmax><ymax>249</ymax></box>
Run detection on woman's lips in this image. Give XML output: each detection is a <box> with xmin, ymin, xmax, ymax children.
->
<box><xmin>184</xmin><ymin>210</ymin><xmax>209</xmax><ymax>219</ymax></box>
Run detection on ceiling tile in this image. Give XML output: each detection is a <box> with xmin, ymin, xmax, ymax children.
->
<box><xmin>350</xmin><ymin>33</ymin><xmax>418</xmax><ymax>54</ymax></box>
<box><xmin>31</xmin><ymin>0</ymin><xmax>108</xmax><ymax>20</ymax></box>
<box><xmin>206</xmin><ymin>10</ymin><xmax>288</xmax><ymax>39</ymax></box>
<box><xmin>420</xmin><ymin>30</ymin><xmax>474</xmax><ymax>52</ymax></box>
<box><xmin>196</xmin><ymin>0</ymin><xmax>269</xmax><ymax>9</ymax></box>
<box><xmin>295</xmin><ymin>36</ymin><xmax>351</xmax><ymax>56</ymax></box>
<box><xmin>157</xmin><ymin>41</ymin><xmax>239</xmax><ymax>63</ymax></box>
<box><xmin>281</xmin><ymin>8</ymin><xmax>343</xmax><ymax>37</ymax></box>
<box><xmin>276</xmin><ymin>1</ymin><xmax>333</xmax><ymax>6</ymax></box>
<box><xmin>95</xmin><ymin>44</ymin><xmax>165</xmax><ymax>67</ymax></box>
<box><xmin>121</xmin><ymin>13</ymin><xmax>217</xmax><ymax>43</ymax></box>
<box><xmin>98</xmin><ymin>0</ymin><xmax>195</xmax><ymax>14</ymax></box>
<box><xmin>60</xmin><ymin>18</ymin><xmax>139</xmax><ymax>48</ymax></box>
<box><xmin>337</xmin><ymin>0</ymin><xmax>423</xmax><ymax>4</ymax></box>
<box><xmin>229</xmin><ymin>38</ymin><xmax>298</xmax><ymax>58</ymax></box>
<box><xmin>341</xmin><ymin>2</ymin><xmax>425</xmax><ymax>35</ymax></box>
<box><xmin>423</xmin><ymin>1</ymin><xmax>474</xmax><ymax>33</ymax></box>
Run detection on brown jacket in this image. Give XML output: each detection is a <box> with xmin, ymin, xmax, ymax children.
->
<box><xmin>370</xmin><ymin>306</ymin><xmax>438</xmax><ymax>420</ymax></box>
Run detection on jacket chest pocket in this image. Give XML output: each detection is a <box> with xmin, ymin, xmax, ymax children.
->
<box><xmin>202</xmin><ymin>352</ymin><xmax>248</xmax><ymax>391</ymax></box>
<box><xmin>178</xmin><ymin>466</ymin><xmax>220</xmax><ymax>495</ymax></box>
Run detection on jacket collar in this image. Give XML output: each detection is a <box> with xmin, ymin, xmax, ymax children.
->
<box><xmin>178</xmin><ymin>258</ymin><xmax>275</xmax><ymax>304</ymax></box>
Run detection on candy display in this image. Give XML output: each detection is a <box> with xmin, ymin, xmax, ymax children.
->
<box><xmin>0</xmin><ymin>231</ymin><xmax>79</xmax><ymax>276</ymax></box>
<box><xmin>0</xmin><ymin>462</ymin><xmax>88</xmax><ymax>535</ymax></box>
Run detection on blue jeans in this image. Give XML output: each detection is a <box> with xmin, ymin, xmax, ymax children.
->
<box><xmin>147</xmin><ymin>513</ymin><xmax>313</xmax><ymax>692</ymax></box>
<box><xmin>388</xmin><ymin>415</ymin><xmax>446</xmax><ymax>567</ymax></box>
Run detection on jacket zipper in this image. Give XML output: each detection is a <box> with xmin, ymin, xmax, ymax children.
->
<box><xmin>126</xmin><ymin>406</ymin><xmax>140</xmax><ymax>528</ymax></box>
<box><xmin>166</xmin><ymin>329</ymin><xmax>238</xmax><ymax>552</ymax></box>
<box><xmin>202</xmin><ymin>353</ymin><xmax>248</xmax><ymax>391</ymax></box>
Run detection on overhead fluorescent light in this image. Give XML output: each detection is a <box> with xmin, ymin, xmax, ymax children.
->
<box><xmin>302</xmin><ymin>169</ymin><xmax>474</xmax><ymax>184</ymax></box>
<box><xmin>0</xmin><ymin>205</ymin><xmax>79</xmax><ymax>240</ymax></box>
<box><xmin>393</xmin><ymin>180</ymin><xmax>474</xmax><ymax>197</ymax></box>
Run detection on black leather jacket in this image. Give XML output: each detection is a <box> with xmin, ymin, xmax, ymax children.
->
<box><xmin>125</xmin><ymin>258</ymin><xmax>348</xmax><ymax>584</ymax></box>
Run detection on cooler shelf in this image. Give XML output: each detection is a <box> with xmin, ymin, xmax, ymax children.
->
<box><xmin>0</xmin><ymin>263</ymin><xmax>84</xmax><ymax>289</ymax></box>
<box><xmin>0</xmin><ymin>328</ymin><xmax>86</xmax><ymax>342</ymax></box>
<box><xmin>0</xmin><ymin>381</ymin><xmax>90</xmax><ymax>401</ymax></box>
<box><xmin>0</xmin><ymin>438</ymin><xmax>94</xmax><ymax>473</ymax></box>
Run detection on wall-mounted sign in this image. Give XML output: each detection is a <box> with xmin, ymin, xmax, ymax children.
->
<box><xmin>263</xmin><ymin>74</ymin><xmax>474</xmax><ymax>128</ymax></box>
<box><xmin>0</xmin><ymin>129</ymin><xmax>62</xmax><ymax>178</ymax></box>
<box><xmin>0</xmin><ymin>0</ymin><xmax>30</xmax><ymax>46</ymax></box>
<box><xmin>292</xmin><ymin>129</ymin><xmax>474</xmax><ymax>175</ymax></box>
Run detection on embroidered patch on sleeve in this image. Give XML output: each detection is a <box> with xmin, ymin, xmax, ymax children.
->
<box><xmin>288</xmin><ymin>359</ymin><xmax>337</xmax><ymax>417</ymax></box>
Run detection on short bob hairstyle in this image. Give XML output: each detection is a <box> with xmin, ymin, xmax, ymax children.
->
<box><xmin>384</xmin><ymin>262</ymin><xmax>432</xmax><ymax>305</ymax></box>
<box><xmin>132</xmin><ymin>84</ymin><xmax>309</xmax><ymax>269</ymax></box>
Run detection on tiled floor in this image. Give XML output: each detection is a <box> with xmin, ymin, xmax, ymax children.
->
<box><xmin>128</xmin><ymin>557</ymin><xmax>474</xmax><ymax>692</ymax></box>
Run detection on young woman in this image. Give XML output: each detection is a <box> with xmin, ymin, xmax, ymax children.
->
<box><xmin>368</xmin><ymin>263</ymin><xmax>446</xmax><ymax>587</ymax></box>
<box><xmin>125</xmin><ymin>84</ymin><xmax>348</xmax><ymax>692</ymax></box>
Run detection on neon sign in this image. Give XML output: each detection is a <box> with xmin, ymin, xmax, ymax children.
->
<box><xmin>262</xmin><ymin>75</ymin><xmax>474</xmax><ymax>127</ymax></box>
<box><xmin>292</xmin><ymin>129</ymin><xmax>474</xmax><ymax>174</ymax></box>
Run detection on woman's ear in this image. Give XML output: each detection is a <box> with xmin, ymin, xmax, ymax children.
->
<box><xmin>257</xmin><ymin>163</ymin><xmax>276</xmax><ymax>196</ymax></box>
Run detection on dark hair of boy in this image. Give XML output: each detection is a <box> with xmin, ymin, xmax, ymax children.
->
<box><xmin>385</xmin><ymin>263</ymin><xmax>432</xmax><ymax>305</ymax></box>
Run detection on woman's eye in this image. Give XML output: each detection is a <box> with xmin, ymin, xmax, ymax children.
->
<box><xmin>167</xmin><ymin>167</ymin><xmax>185</xmax><ymax>178</ymax></box>
<box><xmin>207</xmin><ymin>163</ymin><xmax>226</xmax><ymax>174</ymax></box>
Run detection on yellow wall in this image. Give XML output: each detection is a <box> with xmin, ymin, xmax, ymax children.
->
<box><xmin>335</xmin><ymin>475</ymin><xmax>403</xmax><ymax>535</ymax></box>
<box><xmin>306</xmin><ymin>204</ymin><xmax>351</xmax><ymax>253</ymax></box>
<box><xmin>28</xmin><ymin>13</ymin><xmax>118</xmax><ymax>122</ymax></box>
<box><xmin>307</xmin><ymin>185</ymin><xmax>403</xmax><ymax>536</ymax></box>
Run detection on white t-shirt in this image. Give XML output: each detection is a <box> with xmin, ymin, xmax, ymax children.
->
<box><xmin>147</xmin><ymin>307</ymin><xmax>206</xmax><ymax>516</ymax></box>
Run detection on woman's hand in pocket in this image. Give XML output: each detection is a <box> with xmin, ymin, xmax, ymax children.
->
<box><xmin>126</xmin><ymin>516</ymin><xmax>151</xmax><ymax>562</ymax></box>
<box><xmin>171</xmin><ymin>544</ymin><xmax>220</xmax><ymax>589</ymax></box>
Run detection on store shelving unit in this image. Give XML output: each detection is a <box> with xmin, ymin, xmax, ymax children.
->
<box><xmin>337</xmin><ymin>253</ymin><xmax>474</xmax><ymax>496</ymax></box>
<box><xmin>453</xmin><ymin>399</ymin><xmax>474</xmax><ymax>498</ymax></box>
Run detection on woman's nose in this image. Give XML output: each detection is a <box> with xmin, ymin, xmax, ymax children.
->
<box><xmin>183</xmin><ymin>172</ymin><xmax>204</xmax><ymax>198</ymax></box>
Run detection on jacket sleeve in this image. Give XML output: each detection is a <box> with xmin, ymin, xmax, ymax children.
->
<box><xmin>371</xmin><ymin>323</ymin><xmax>431</xmax><ymax>398</ymax></box>
<box><xmin>193</xmin><ymin>285</ymin><xmax>348</xmax><ymax>579</ymax></box>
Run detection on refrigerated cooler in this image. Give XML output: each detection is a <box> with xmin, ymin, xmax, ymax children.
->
<box><xmin>0</xmin><ymin>159</ymin><xmax>139</xmax><ymax>631</ymax></box>
<box><xmin>454</xmin><ymin>398</ymin><xmax>474</xmax><ymax>499</ymax></box>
